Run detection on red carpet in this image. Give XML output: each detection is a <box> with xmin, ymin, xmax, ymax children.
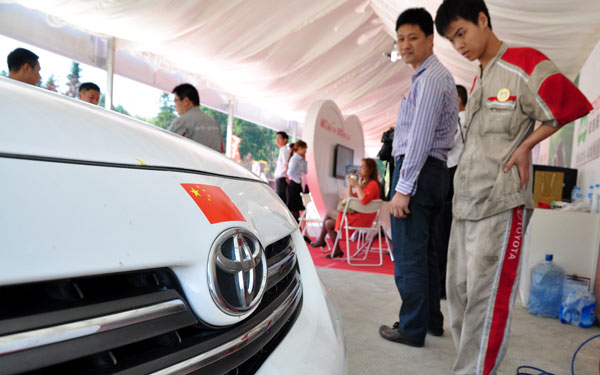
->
<box><xmin>306</xmin><ymin>237</ymin><xmax>395</xmax><ymax>275</ymax></box>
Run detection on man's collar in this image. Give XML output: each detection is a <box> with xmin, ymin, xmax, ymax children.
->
<box><xmin>412</xmin><ymin>54</ymin><xmax>437</xmax><ymax>80</ymax></box>
<box><xmin>479</xmin><ymin>42</ymin><xmax>507</xmax><ymax>76</ymax></box>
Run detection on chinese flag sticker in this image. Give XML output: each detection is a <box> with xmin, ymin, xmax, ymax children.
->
<box><xmin>181</xmin><ymin>183</ymin><xmax>246</xmax><ymax>224</ymax></box>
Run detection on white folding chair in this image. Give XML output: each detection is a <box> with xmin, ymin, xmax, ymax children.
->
<box><xmin>331</xmin><ymin>198</ymin><xmax>391</xmax><ymax>266</ymax></box>
<box><xmin>299</xmin><ymin>193</ymin><xmax>330</xmax><ymax>251</ymax></box>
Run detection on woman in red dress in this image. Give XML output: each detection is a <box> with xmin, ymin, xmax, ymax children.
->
<box><xmin>310</xmin><ymin>158</ymin><xmax>381</xmax><ymax>258</ymax></box>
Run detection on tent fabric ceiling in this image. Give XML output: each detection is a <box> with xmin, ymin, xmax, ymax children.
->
<box><xmin>4</xmin><ymin>0</ymin><xmax>600</xmax><ymax>155</ymax></box>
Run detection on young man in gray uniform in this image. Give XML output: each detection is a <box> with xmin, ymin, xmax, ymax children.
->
<box><xmin>435</xmin><ymin>0</ymin><xmax>592</xmax><ymax>373</ymax></box>
<box><xmin>169</xmin><ymin>83</ymin><xmax>224</xmax><ymax>153</ymax></box>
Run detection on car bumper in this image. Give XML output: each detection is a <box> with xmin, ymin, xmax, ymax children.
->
<box><xmin>257</xmin><ymin>230</ymin><xmax>347</xmax><ymax>375</ymax></box>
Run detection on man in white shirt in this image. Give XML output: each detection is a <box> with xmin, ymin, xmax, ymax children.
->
<box><xmin>435</xmin><ymin>84</ymin><xmax>467</xmax><ymax>298</ymax></box>
<box><xmin>274</xmin><ymin>131</ymin><xmax>290</xmax><ymax>203</ymax></box>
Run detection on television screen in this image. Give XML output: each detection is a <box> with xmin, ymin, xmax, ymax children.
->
<box><xmin>333</xmin><ymin>144</ymin><xmax>354</xmax><ymax>179</ymax></box>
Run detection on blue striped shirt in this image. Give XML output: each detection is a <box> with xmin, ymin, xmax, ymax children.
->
<box><xmin>392</xmin><ymin>54</ymin><xmax>458</xmax><ymax>195</ymax></box>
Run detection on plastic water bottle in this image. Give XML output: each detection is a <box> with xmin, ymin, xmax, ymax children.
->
<box><xmin>585</xmin><ymin>185</ymin><xmax>594</xmax><ymax>210</ymax></box>
<box><xmin>560</xmin><ymin>290</ymin><xmax>578</xmax><ymax>325</ymax></box>
<box><xmin>579</xmin><ymin>292</ymin><xmax>597</xmax><ymax>328</ymax></box>
<box><xmin>571</xmin><ymin>186</ymin><xmax>582</xmax><ymax>204</ymax></box>
<box><xmin>571</xmin><ymin>185</ymin><xmax>580</xmax><ymax>204</ymax></box>
<box><xmin>560</xmin><ymin>290</ymin><xmax>581</xmax><ymax>325</ymax></box>
<box><xmin>592</xmin><ymin>184</ymin><xmax>600</xmax><ymax>213</ymax></box>
<box><xmin>528</xmin><ymin>254</ymin><xmax>565</xmax><ymax>317</ymax></box>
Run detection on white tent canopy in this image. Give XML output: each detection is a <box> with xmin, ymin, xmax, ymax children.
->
<box><xmin>2</xmin><ymin>0</ymin><xmax>599</xmax><ymax>155</ymax></box>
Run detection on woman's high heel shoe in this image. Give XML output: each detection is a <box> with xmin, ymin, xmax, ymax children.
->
<box><xmin>310</xmin><ymin>241</ymin><xmax>327</xmax><ymax>248</ymax></box>
<box><xmin>325</xmin><ymin>251</ymin><xmax>344</xmax><ymax>259</ymax></box>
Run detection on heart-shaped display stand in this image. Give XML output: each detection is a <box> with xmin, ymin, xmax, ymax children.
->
<box><xmin>303</xmin><ymin>100</ymin><xmax>365</xmax><ymax>219</ymax></box>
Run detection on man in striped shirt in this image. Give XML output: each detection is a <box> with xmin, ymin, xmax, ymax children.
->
<box><xmin>379</xmin><ymin>8</ymin><xmax>458</xmax><ymax>348</ymax></box>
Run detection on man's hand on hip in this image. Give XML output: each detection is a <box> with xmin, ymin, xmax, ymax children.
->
<box><xmin>391</xmin><ymin>192</ymin><xmax>411</xmax><ymax>218</ymax></box>
<box><xmin>504</xmin><ymin>144</ymin><xmax>531</xmax><ymax>189</ymax></box>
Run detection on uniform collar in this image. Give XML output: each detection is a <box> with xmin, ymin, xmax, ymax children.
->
<box><xmin>479</xmin><ymin>42</ymin><xmax>508</xmax><ymax>79</ymax></box>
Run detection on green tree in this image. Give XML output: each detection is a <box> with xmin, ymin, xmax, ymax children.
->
<box><xmin>0</xmin><ymin>70</ymin><xmax>7</xmax><ymax>77</ymax></box>
<box><xmin>200</xmin><ymin>106</ymin><xmax>228</xmax><ymax>137</ymax></box>
<box><xmin>65</xmin><ymin>61</ymin><xmax>81</xmax><ymax>97</ymax></box>
<box><xmin>149</xmin><ymin>92</ymin><xmax>176</xmax><ymax>129</ymax></box>
<box><xmin>198</xmin><ymin>106</ymin><xmax>278</xmax><ymax>172</ymax></box>
<box><xmin>43</xmin><ymin>74</ymin><xmax>58</xmax><ymax>92</ymax></box>
<box><xmin>113</xmin><ymin>104</ymin><xmax>129</xmax><ymax>115</ymax></box>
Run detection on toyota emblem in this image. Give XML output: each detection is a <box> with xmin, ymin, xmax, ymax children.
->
<box><xmin>208</xmin><ymin>228</ymin><xmax>267</xmax><ymax>316</ymax></box>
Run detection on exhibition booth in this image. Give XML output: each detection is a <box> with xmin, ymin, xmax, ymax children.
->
<box><xmin>1</xmin><ymin>1</ymin><xmax>600</xmax><ymax>363</ymax></box>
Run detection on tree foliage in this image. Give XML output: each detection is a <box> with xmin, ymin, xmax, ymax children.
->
<box><xmin>113</xmin><ymin>104</ymin><xmax>129</xmax><ymax>115</ymax></box>
<box><xmin>148</xmin><ymin>92</ymin><xmax>177</xmax><ymax>129</ymax></box>
<box><xmin>200</xmin><ymin>106</ymin><xmax>278</xmax><ymax>173</ymax></box>
<box><xmin>43</xmin><ymin>74</ymin><xmax>58</xmax><ymax>92</ymax></box>
<box><xmin>65</xmin><ymin>62</ymin><xmax>81</xmax><ymax>97</ymax></box>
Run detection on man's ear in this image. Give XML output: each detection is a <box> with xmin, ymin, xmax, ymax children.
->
<box><xmin>478</xmin><ymin>11</ymin><xmax>489</xmax><ymax>28</ymax></box>
<box><xmin>427</xmin><ymin>33</ymin><xmax>434</xmax><ymax>47</ymax></box>
<box><xmin>183</xmin><ymin>97</ymin><xmax>192</xmax><ymax>107</ymax></box>
<box><xmin>78</xmin><ymin>92</ymin><xmax>84</xmax><ymax>100</ymax></box>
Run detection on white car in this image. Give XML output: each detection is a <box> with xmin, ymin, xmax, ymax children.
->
<box><xmin>0</xmin><ymin>77</ymin><xmax>346</xmax><ymax>374</ymax></box>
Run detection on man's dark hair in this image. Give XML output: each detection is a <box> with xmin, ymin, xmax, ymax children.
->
<box><xmin>172</xmin><ymin>83</ymin><xmax>200</xmax><ymax>106</ymax></box>
<box><xmin>79</xmin><ymin>82</ymin><xmax>100</xmax><ymax>94</ymax></box>
<box><xmin>435</xmin><ymin>0</ymin><xmax>492</xmax><ymax>37</ymax></box>
<box><xmin>456</xmin><ymin>84</ymin><xmax>468</xmax><ymax>106</ymax></box>
<box><xmin>7</xmin><ymin>48</ymin><xmax>39</xmax><ymax>72</ymax></box>
<box><xmin>395</xmin><ymin>8</ymin><xmax>434</xmax><ymax>36</ymax></box>
<box><xmin>276</xmin><ymin>131</ymin><xmax>288</xmax><ymax>141</ymax></box>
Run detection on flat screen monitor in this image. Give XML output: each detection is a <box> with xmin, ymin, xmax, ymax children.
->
<box><xmin>333</xmin><ymin>144</ymin><xmax>354</xmax><ymax>179</ymax></box>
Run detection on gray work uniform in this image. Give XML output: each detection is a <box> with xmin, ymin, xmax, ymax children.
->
<box><xmin>169</xmin><ymin>107</ymin><xmax>223</xmax><ymax>152</ymax></box>
<box><xmin>447</xmin><ymin>43</ymin><xmax>592</xmax><ymax>375</ymax></box>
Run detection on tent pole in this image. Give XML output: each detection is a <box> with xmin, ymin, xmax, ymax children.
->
<box><xmin>290</xmin><ymin>120</ymin><xmax>297</xmax><ymax>142</ymax></box>
<box><xmin>105</xmin><ymin>37</ymin><xmax>116</xmax><ymax>110</ymax></box>
<box><xmin>226</xmin><ymin>96</ymin><xmax>236</xmax><ymax>158</ymax></box>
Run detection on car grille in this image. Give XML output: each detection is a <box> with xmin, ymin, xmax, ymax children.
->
<box><xmin>0</xmin><ymin>235</ymin><xmax>301</xmax><ymax>374</ymax></box>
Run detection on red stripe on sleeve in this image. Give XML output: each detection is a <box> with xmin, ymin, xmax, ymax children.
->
<box><xmin>501</xmin><ymin>47</ymin><xmax>549</xmax><ymax>75</ymax></box>
<box><xmin>538</xmin><ymin>73</ymin><xmax>593</xmax><ymax>126</ymax></box>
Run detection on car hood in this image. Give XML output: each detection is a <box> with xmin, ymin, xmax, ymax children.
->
<box><xmin>0</xmin><ymin>77</ymin><xmax>258</xmax><ymax>181</ymax></box>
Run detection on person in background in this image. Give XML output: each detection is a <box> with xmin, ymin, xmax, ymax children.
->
<box><xmin>78</xmin><ymin>82</ymin><xmax>101</xmax><ymax>105</ymax></box>
<box><xmin>379</xmin><ymin>7</ymin><xmax>458</xmax><ymax>349</ymax></box>
<box><xmin>286</xmin><ymin>140</ymin><xmax>307</xmax><ymax>222</ymax></box>
<box><xmin>435</xmin><ymin>0</ymin><xmax>592</xmax><ymax>373</ymax></box>
<box><xmin>309</xmin><ymin>158</ymin><xmax>381</xmax><ymax>259</ymax></box>
<box><xmin>435</xmin><ymin>84</ymin><xmax>468</xmax><ymax>299</ymax></box>
<box><xmin>274</xmin><ymin>131</ymin><xmax>290</xmax><ymax>203</ymax></box>
<box><xmin>169</xmin><ymin>83</ymin><xmax>224</xmax><ymax>153</ymax></box>
<box><xmin>7</xmin><ymin>48</ymin><xmax>41</xmax><ymax>86</ymax></box>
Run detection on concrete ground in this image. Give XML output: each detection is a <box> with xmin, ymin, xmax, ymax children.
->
<box><xmin>317</xmin><ymin>268</ymin><xmax>600</xmax><ymax>375</ymax></box>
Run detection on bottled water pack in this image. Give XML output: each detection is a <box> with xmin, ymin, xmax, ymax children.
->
<box><xmin>559</xmin><ymin>290</ymin><xmax>597</xmax><ymax>328</ymax></box>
